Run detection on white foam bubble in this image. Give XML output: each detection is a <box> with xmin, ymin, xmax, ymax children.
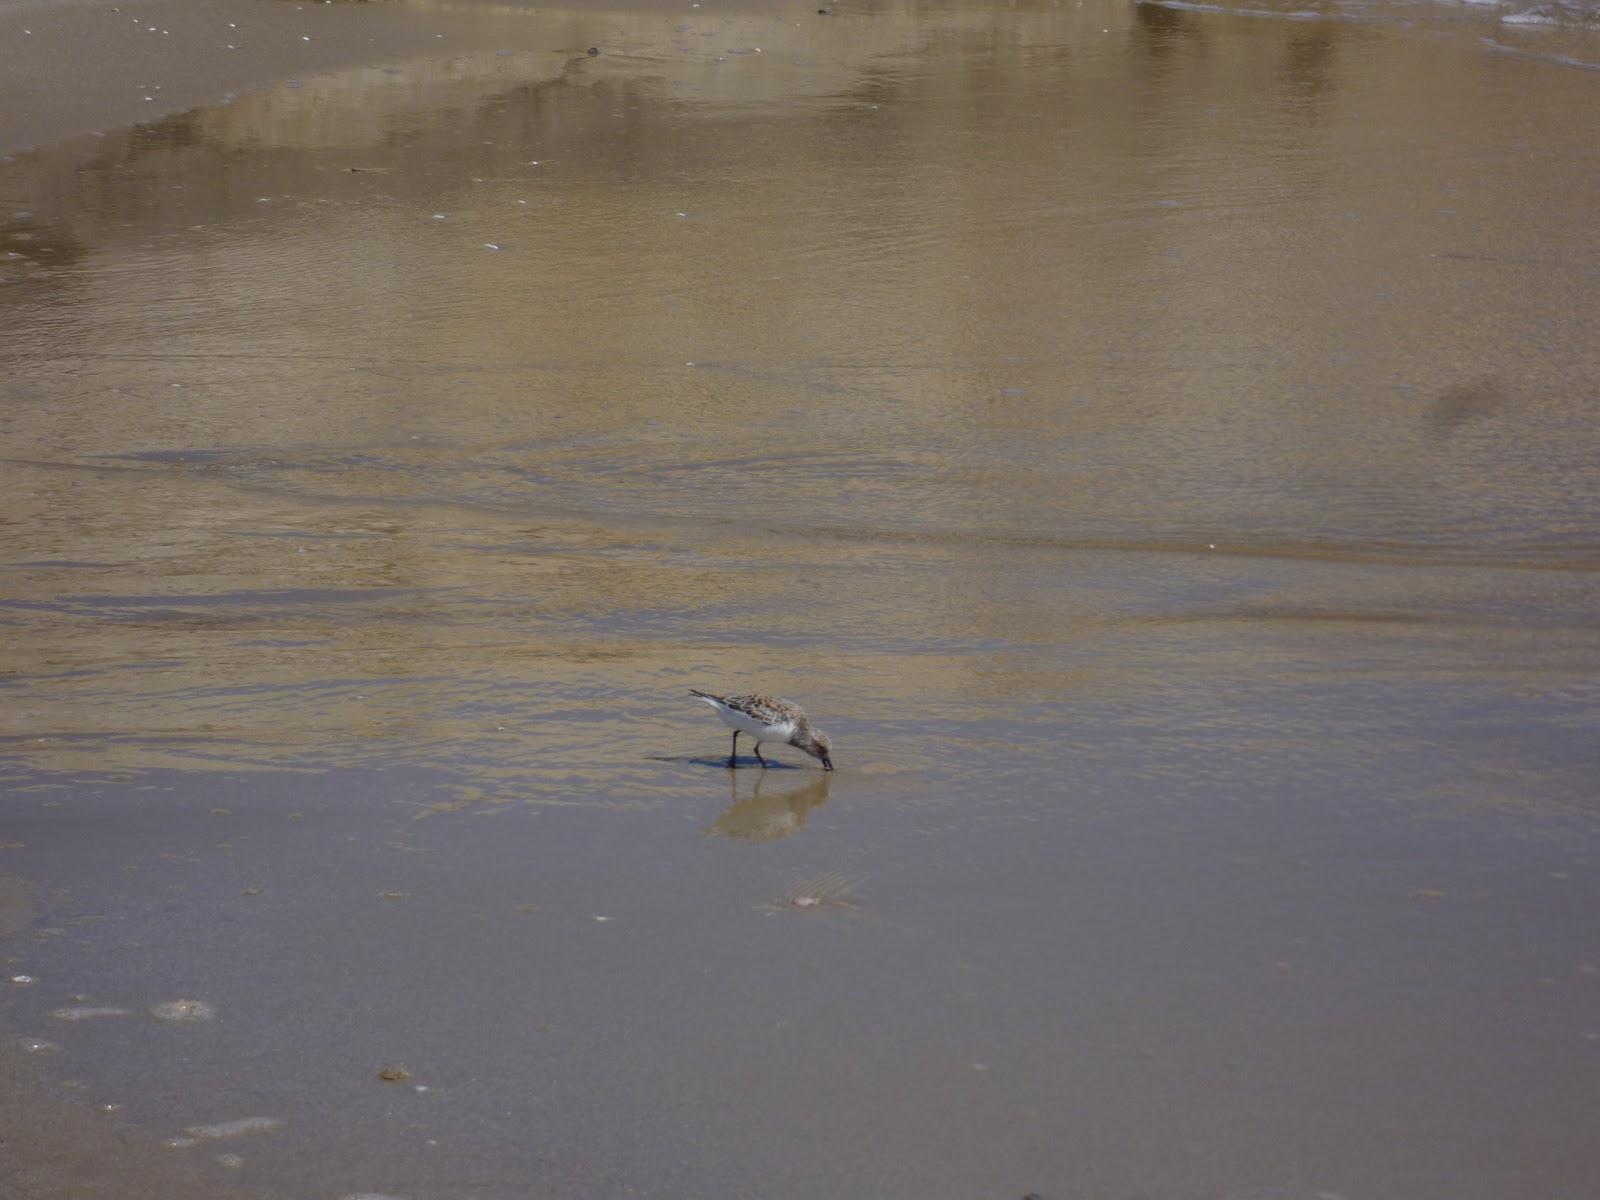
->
<box><xmin>183</xmin><ymin>1116</ymin><xmax>282</xmax><ymax>1140</ymax></box>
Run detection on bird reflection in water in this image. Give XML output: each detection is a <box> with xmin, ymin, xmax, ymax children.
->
<box><xmin>707</xmin><ymin>770</ymin><xmax>832</xmax><ymax>842</ymax></box>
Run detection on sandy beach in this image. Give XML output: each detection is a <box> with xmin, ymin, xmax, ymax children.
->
<box><xmin>4</xmin><ymin>0</ymin><xmax>1599</xmax><ymax>1196</ymax></box>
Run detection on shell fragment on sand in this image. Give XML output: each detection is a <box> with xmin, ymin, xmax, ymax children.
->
<box><xmin>51</xmin><ymin>1006</ymin><xmax>133</xmax><ymax>1020</ymax></box>
<box><xmin>181</xmin><ymin>1116</ymin><xmax>283</xmax><ymax>1140</ymax></box>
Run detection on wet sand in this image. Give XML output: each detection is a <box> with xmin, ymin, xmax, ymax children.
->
<box><xmin>4</xmin><ymin>0</ymin><xmax>1600</xmax><ymax>1196</ymax></box>
<box><xmin>3</xmin><ymin>868</ymin><xmax>265</xmax><ymax>1198</ymax></box>
<box><xmin>0</xmin><ymin>1037</ymin><xmax>274</xmax><ymax>1200</ymax></box>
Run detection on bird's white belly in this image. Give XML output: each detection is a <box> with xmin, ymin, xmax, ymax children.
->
<box><xmin>719</xmin><ymin>708</ymin><xmax>796</xmax><ymax>743</ymax></box>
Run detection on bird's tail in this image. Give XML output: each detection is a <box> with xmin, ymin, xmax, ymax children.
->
<box><xmin>689</xmin><ymin>688</ymin><xmax>721</xmax><ymax>702</ymax></box>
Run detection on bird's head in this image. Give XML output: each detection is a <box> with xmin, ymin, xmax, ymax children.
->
<box><xmin>791</xmin><ymin>724</ymin><xmax>833</xmax><ymax>771</ymax></box>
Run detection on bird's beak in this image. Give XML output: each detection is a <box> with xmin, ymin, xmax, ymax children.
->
<box><xmin>821</xmin><ymin>756</ymin><xmax>834</xmax><ymax>772</ymax></box>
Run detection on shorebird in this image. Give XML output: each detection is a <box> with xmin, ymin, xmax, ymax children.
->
<box><xmin>690</xmin><ymin>690</ymin><xmax>834</xmax><ymax>771</ymax></box>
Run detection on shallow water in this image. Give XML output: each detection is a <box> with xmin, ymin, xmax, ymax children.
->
<box><xmin>4</xmin><ymin>1</ymin><xmax>1600</xmax><ymax>1197</ymax></box>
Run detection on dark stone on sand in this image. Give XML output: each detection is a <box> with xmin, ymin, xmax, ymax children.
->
<box><xmin>587</xmin><ymin>46</ymin><xmax>600</xmax><ymax>56</ymax></box>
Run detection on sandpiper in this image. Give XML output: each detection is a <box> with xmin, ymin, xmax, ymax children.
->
<box><xmin>690</xmin><ymin>690</ymin><xmax>834</xmax><ymax>770</ymax></box>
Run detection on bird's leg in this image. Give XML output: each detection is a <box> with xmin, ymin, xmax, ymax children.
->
<box><xmin>754</xmin><ymin>743</ymin><xmax>768</xmax><ymax>767</ymax></box>
<box><xmin>729</xmin><ymin>730</ymin><xmax>739</xmax><ymax>768</ymax></box>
